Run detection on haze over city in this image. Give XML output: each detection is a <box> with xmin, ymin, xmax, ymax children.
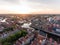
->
<box><xmin>0</xmin><ymin>0</ymin><xmax>60</xmax><ymax>45</ymax></box>
<box><xmin>0</xmin><ymin>0</ymin><xmax>60</xmax><ymax>14</ymax></box>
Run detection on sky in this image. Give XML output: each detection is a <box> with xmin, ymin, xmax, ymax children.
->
<box><xmin>0</xmin><ymin>0</ymin><xmax>60</xmax><ymax>14</ymax></box>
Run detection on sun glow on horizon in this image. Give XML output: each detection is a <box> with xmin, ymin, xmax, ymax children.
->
<box><xmin>0</xmin><ymin>0</ymin><xmax>60</xmax><ymax>14</ymax></box>
<box><xmin>0</xmin><ymin>0</ymin><xmax>32</xmax><ymax>14</ymax></box>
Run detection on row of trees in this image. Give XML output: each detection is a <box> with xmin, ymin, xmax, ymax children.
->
<box><xmin>0</xmin><ymin>30</ymin><xmax>27</xmax><ymax>45</ymax></box>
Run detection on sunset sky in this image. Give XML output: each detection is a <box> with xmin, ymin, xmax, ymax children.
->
<box><xmin>0</xmin><ymin>0</ymin><xmax>60</xmax><ymax>14</ymax></box>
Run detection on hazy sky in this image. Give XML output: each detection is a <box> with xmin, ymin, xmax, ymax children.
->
<box><xmin>0</xmin><ymin>0</ymin><xmax>60</xmax><ymax>14</ymax></box>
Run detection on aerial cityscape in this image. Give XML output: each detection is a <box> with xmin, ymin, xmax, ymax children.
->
<box><xmin>0</xmin><ymin>0</ymin><xmax>60</xmax><ymax>45</ymax></box>
<box><xmin>0</xmin><ymin>14</ymin><xmax>60</xmax><ymax>45</ymax></box>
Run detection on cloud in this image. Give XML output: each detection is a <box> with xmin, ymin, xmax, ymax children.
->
<box><xmin>28</xmin><ymin>0</ymin><xmax>59</xmax><ymax>4</ymax></box>
<box><xmin>28</xmin><ymin>0</ymin><xmax>60</xmax><ymax>10</ymax></box>
<box><xmin>0</xmin><ymin>0</ymin><xmax>60</xmax><ymax>14</ymax></box>
<box><xmin>0</xmin><ymin>0</ymin><xmax>19</xmax><ymax>4</ymax></box>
